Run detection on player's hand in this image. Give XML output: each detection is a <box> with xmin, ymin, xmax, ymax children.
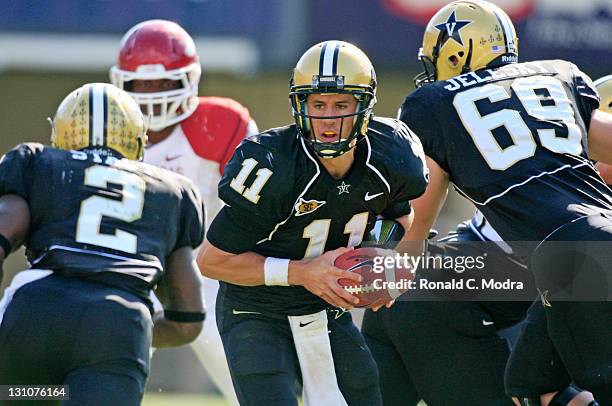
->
<box><xmin>289</xmin><ymin>247</ymin><xmax>362</xmax><ymax>309</ymax></box>
<box><xmin>370</xmin><ymin>299</ymin><xmax>395</xmax><ymax>312</ymax></box>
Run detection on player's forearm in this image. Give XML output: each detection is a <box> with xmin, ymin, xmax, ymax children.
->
<box><xmin>405</xmin><ymin>156</ymin><xmax>449</xmax><ymax>241</ymax></box>
<box><xmin>197</xmin><ymin>242</ymin><xmax>267</xmax><ymax>286</ymax></box>
<box><xmin>197</xmin><ymin>241</ymin><xmax>315</xmax><ymax>287</ymax></box>
<box><xmin>152</xmin><ymin>312</ymin><xmax>203</xmax><ymax>348</ymax></box>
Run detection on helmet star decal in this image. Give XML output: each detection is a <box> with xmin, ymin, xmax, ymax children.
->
<box><xmin>434</xmin><ymin>10</ymin><xmax>471</xmax><ymax>47</ymax></box>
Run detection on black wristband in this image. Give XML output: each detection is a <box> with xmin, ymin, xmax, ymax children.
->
<box><xmin>0</xmin><ymin>233</ymin><xmax>12</xmax><ymax>257</ymax></box>
<box><xmin>164</xmin><ymin>310</ymin><xmax>206</xmax><ymax>323</ymax></box>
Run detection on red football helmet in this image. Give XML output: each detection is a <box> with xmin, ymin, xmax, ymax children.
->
<box><xmin>110</xmin><ymin>19</ymin><xmax>201</xmax><ymax>131</ymax></box>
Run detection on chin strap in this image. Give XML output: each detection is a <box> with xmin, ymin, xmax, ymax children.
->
<box><xmin>461</xmin><ymin>38</ymin><xmax>474</xmax><ymax>74</ymax></box>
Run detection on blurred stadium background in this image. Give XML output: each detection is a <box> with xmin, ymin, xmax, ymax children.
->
<box><xmin>1</xmin><ymin>0</ymin><xmax>611</xmax><ymax>404</ymax></box>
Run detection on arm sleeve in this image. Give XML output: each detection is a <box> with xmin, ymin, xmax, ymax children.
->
<box><xmin>207</xmin><ymin>139</ymin><xmax>289</xmax><ymax>254</ymax></box>
<box><xmin>569</xmin><ymin>62</ymin><xmax>600</xmax><ymax>132</ymax></box>
<box><xmin>0</xmin><ymin>143</ymin><xmax>36</xmax><ymax>199</ymax></box>
<box><xmin>383</xmin><ymin>200</ymin><xmax>412</xmax><ymax>220</ymax></box>
<box><xmin>382</xmin><ymin>121</ymin><xmax>429</xmax><ymax>219</ymax></box>
<box><xmin>174</xmin><ymin>181</ymin><xmax>206</xmax><ymax>250</ymax></box>
<box><xmin>206</xmin><ymin>206</ymin><xmax>271</xmax><ymax>254</ymax></box>
<box><xmin>398</xmin><ymin>92</ymin><xmax>450</xmax><ymax>173</ymax></box>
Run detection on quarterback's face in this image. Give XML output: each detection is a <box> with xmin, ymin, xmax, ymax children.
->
<box><xmin>306</xmin><ymin>93</ymin><xmax>358</xmax><ymax>143</ymax></box>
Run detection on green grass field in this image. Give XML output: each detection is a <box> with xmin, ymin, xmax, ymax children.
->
<box><xmin>143</xmin><ymin>392</ymin><xmax>428</xmax><ymax>405</ymax></box>
<box><xmin>143</xmin><ymin>393</ymin><xmax>230</xmax><ymax>406</ymax></box>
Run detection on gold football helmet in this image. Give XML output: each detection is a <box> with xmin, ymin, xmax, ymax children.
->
<box><xmin>594</xmin><ymin>75</ymin><xmax>612</xmax><ymax>114</ymax></box>
<box><xmin>415</xmin><ymin>0</ymin><xmax>518</xmax><ymax>87</ymax></box>
<box><xmin>51</xmin><ymin>83</ymin><xmax>147</xmax><ymax>160</ymax></box>
<box><xmin>290</xmin><ymin>40</ymin><xmax>377</xmax><ymax>158</ymax></box>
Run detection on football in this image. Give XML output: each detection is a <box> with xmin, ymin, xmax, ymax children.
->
<box><xmin>335</xmin><ymin>247</ymin><xmax>415</xmax><ymax>308</ymax></box>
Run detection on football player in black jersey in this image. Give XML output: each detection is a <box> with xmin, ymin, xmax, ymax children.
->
<box><xmin>0</xmin><ymin>83</ymin><xmax>206</xmax><ymax>406</ymax></box>
<box><xmin>502</xmin><ymin>75</ymin><xmax>612</xmax><ymax>406</ymax></box>
<box><xmin>396</xmin><ymin>1</ymin><xmax>612</xmax><ymax>405</ymax></box>
<box><xmin>197</xmin><ymin>40</ymin><xmax>428</xmax><ymax>405</ymax></box>
<box><xmin>363</xmin><ymin>210</ymin><xmax>533</xmax><ymax>406</ymax></box>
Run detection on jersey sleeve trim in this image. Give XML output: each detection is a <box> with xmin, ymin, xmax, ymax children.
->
<box><xmin>364</xmin><ymin>136</ymin><xmax>391</xmax><ymax>194</ymax></box>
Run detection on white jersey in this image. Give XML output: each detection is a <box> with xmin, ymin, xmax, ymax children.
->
<box><xmin>145</xmin><ymin>124</ymin><xmax>223</xmax><ymax>225</ymax></box>
<box><xmin>144</xmin><ymin>97</ymin><xmax>258</xmax><ymax>226</ymax></box>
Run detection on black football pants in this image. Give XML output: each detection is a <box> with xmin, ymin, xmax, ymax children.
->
<box><xmin>0</xmin><ymin>274</ymin><xmax>151</xmax><ymax>406</ymax></box>
<box><xmin>217</xmin><ymin>296</ymin><xmax>382</xmax><ymax>406</ymax></box>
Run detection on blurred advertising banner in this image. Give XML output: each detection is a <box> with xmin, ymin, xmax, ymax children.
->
<box><xmin>0</xmin><ymin>0</ymin><xmax>280</xmax><ymax>35</ymax></box>
<box><xmin>0</xmin><ymin>0</ymin><xmax>304</xmax><ymax>72</ymax></box>
<box><xmin>1</xmin><ymin>0</ymin><xmax>611</xmax><ymax>72</ymax></box>
<box><xmin>382</xmin><ymin>0</ymin><xmax>535</xmax><ymax>23</ymax></box>
<box><xmin>310</xmin><ymin>0</ymin><xmax>612</xmax><ymax>73</ymax></box>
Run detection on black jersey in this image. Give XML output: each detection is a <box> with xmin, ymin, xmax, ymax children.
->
<box><xmin>0</xmin><ymin>143</ymin><xmax>205</xmax><ymax>298</ymax></box>
<box><xmin>207</xmin><ymin>117</ymin><xmax>428</xmax><ymax>316</ymax></box>
<box><xmin>400</xmin><ymin>60</ymin><xmax>612</xmax><ymax>242</ymax></box>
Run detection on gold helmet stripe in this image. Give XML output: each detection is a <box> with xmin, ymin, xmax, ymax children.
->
<box><xmin>89</xmin><ymin>84</ymin><xmax>107</xmax><ymax>147</ymax></box>
<box><xmin>489</xmin><ymin>3</ymin><xmax>517</xmax><ymax>54</ymax></box>
<box><xmin>319</xmin><ymin>40</ymin><xmax>341</xmax><ymax>76</ymax></box>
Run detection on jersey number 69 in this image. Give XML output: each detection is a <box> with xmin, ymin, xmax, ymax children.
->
<box><xmin>453</xmin><ymin>76</ymin><xmax>582</xmax><ymax>171</ymax></box>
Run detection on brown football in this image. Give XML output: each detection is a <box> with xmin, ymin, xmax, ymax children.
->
<box><xmin>335</xmin><ymin>247</ymin><xmax>414</xmax><ymax>308</ymax></box>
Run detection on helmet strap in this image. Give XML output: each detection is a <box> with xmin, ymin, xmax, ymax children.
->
<box><xmin>461</xmin><ymin>39</ymin><xmax>474</xmax><ymax>74</ymax></box>
<box><xmin>304</xmin><ymin>109</ymin><xmax>365</xmax><ymax>159</ymax></box>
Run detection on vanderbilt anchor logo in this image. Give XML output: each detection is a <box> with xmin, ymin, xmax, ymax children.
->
<box><xmin>294</xmin><ymin>198</ymin><xmax>326</xmax><ymax>216</ymax></box>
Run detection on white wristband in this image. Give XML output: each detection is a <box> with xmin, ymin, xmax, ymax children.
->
<box><xmin>264</xmin><ymin>257</ymin><xmax>290</xmax><ymax>286</ymax></box>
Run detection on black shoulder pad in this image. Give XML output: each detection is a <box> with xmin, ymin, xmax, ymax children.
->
<box><xmin>367</xmin><ymin>117</ymin><xmax>429</xmax><ymax>212</ymax></box>
<box><xmin>398</xmin><ymin>88</ymin><xmax>449</xmax><ymax>174</ymax></box>
<box><xmin>176</xmin><ymin>177</ymin><xmax>206</xmax><ymax>250</ymax></box>
<box><xmin>569</xmin><ymin>62</ymin><xmax>600</xmax><ymax>130</ymax></box>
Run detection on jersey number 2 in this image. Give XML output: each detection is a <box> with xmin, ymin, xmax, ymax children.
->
<box><xmin>453</xmin><ymin>76</ymin><xmax>582</xmax><ymax>170</ymax></box>
<box><xmin>76</xmin><ymin>165</ymin><xmax>145</xmax><ymax>254</ymax></box>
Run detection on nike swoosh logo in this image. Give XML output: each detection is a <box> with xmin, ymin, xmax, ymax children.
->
<box><xmin>482</xmin><ymin>320</ymin><xmax>495</xmax><ymax>326</ymax></box>
<box><xmin>364</xmin><ymin>192</ymin><xmax>384</xmax><ymax>201</ymax></box>
<box><xmin>299</xmin><ymin>320</ymin><xmax>315</xmax><ymax>327</ymax></box>
<box><xmin>165</xmin><ymin>154</ymin><xmax>183</xmax><ymax>162</ymax></box>
<box><xmin>232</xmin><ymin>309</ymin><xmax>262</xmax><ymax>315</ymax></box>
